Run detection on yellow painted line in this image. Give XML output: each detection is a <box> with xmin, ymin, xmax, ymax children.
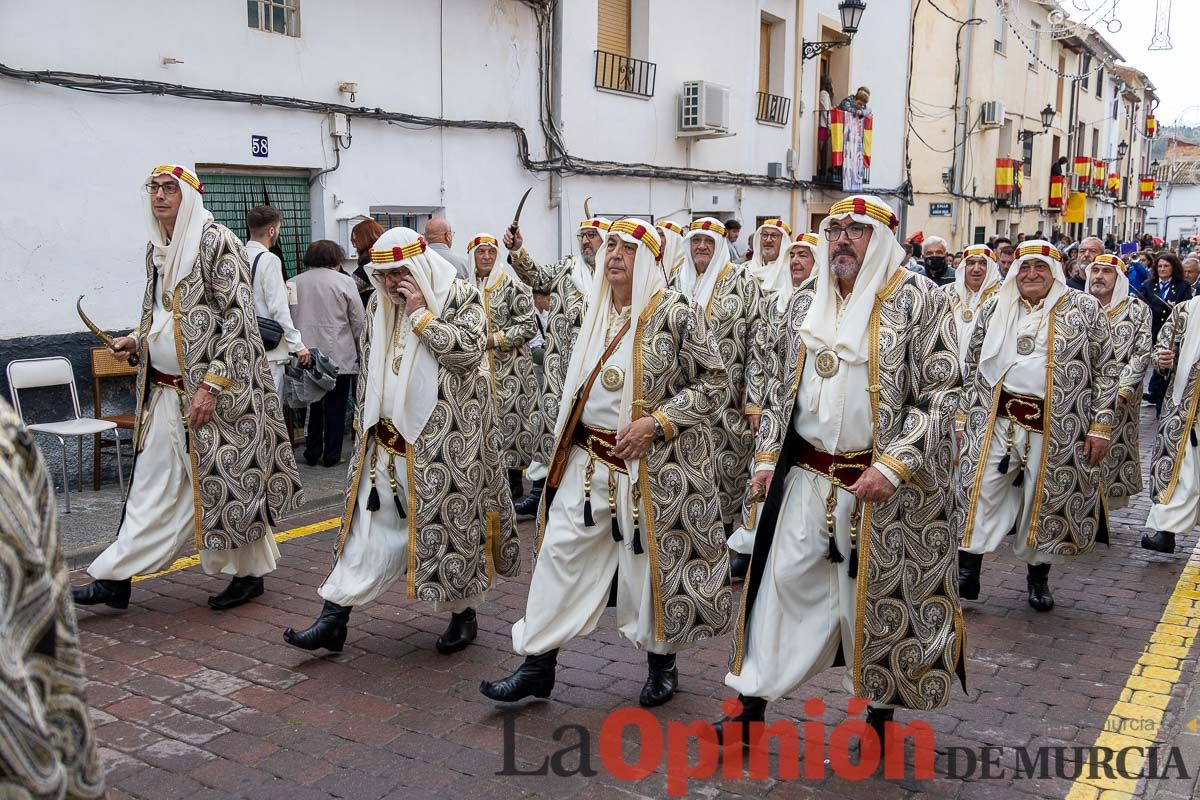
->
<box><xmin>1065</xmin><ymin>542</ymin><xmax>1200</xmax><ymax>800</ymax></box>
<box><xmin>131</xmin><ymin>517</ymin><xmax>341</xmax><ymax>583</ymax></box>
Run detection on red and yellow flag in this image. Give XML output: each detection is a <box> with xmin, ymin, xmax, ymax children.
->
<box><xmin>830</xmin><ymin>108</ymin><xmax>845</xmax><ymax>168</ymax></box>
<box><xmin>862</xmin><ymin>115</ymin><xmax>873</xmax><ymax>169</ymax></box>
<box><xmin>1092</xmin><ymin>159</ymin><xmax>1105</xmax><ymax>189</ymax></box>
<box><xmin>1049</xmin><ymin>175</ymin><xmax>1065</xmax><ymax>208</ymax></box>
<box><xmin>1139</xmin><ymin>175</ymin><xmax>1156</xmax><ymax>200</ymax></box>
<box><xmin>1073</xmin><ymin>156</ymin><xmax>1092</xmax><ymax>179</ymax></box>
<box><xmin>995</xmin><ymin>159</ymin><xmax>1015</xmax><ymax>196</ymax></box>
<box><xmin>1107</xmin><ymin>173</ymin><xmax>1121</xmax><ymax>196</ymax></box>
<box><xmin>1146</xmin><ymin>115</ymin><xmax>1157</xmax><ymax>138</ymax></box>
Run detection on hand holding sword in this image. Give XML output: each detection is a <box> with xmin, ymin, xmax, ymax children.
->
<box><xmin>77</xmin><ymin>296</ymin><xmax>140</xmax><ymax>366</ymax></box>
<box><xmin>503</xmin><ymin>187</ymin><xmax>533</xmax><ymax>253</ymax></box>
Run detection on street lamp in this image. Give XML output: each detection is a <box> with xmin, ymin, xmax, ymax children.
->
<box><xmin>1117</xmin><ymin>140</ymin><xmax>1129</xmax><ymax>160</ymax></box>
<box><xmin>803</xmin><ymin>1</ymin><xmax>867</xmax><ymax>60</ymax></box>
<box><xmin>1019</xmin><ymin>104</ymin><xmax>1056</xmax><ymax>141</ymax></box>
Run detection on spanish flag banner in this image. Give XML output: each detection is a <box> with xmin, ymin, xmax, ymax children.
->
<box><xmin>862</xmin><ymin>114</ymin><xmax>873</xmax><ymax>170</ymax></box>
<box><xmin>830</xmin><ymin>108</ymin><xmax>845</xmax><ymax>168</ymax></box>
<box><xmin>1049</xmin><ymin>175</ymin><xmax>1065</xmax><ymax>209</ymax></box>
<box><xmin>1092</xmin><ymin>159</ymin><xmax>1105</xmax><ymax>189</ymax></box>
<box><xmin>995</xmin><ymin>158</ymin><xmax>1015</xmax><ymax>196</ymax></box>
<box><xmin>1107</xmin><ymin>173</ymin><xmax>1121</xmax><ymax>196</ymax></box>
<box><xmin>1073</xmin><ymin>156</ymin><xmax>1092</xmax><ymax>179</ymax></box>
<box><xmin>1146</xmin><ymin>115</ymin><xmax>1157</xmax><ymax>138</ymax></box>
<box><xmin>1140</xmin><ymin>175</ymin><xmax>1156</xmax><ymax>200</ymax></box>
<box><xmin>1016</xmin><ymin>163</ymin><xmax>1024</xmax><ymax>193</ymax></box>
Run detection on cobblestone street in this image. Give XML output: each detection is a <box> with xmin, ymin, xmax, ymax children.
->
<box><xmin>67</xmin><ymin>415</ymin><xmax>1200</xmax><ymax>799</ymax></box>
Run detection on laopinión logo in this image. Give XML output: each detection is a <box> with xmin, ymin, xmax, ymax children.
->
<box><xmin>497</xmin><ymin>698</ymin><xmax>1195</xmax><ymax>797</ymax></box>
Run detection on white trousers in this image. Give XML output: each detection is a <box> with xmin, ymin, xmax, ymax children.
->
<box><xmin>963</xmin><ymin>419</ymin><xmax>1064</xmax><ymax>566</ymax></box>
<box><xmin>512</xmin><ymin>447</ymin><xmax>672</xmax><ymax>656</ymax></box>
<box><xmin>89</xmin><ymin>385</ymin><xmax>280</xmax><ymax>581</ymax></box>
<box><xmin>526</xmin><ymin>460</ymin><xmax>548</xmax><ymax>481</ymax></box>
<box><xmin>1147</xmin><ymin>423</ymin><xmax>1200</xmax><ymax>534</ymax></box>
<box><xmin>320</xmin><ymin>439</ymin><xmax>479</xmax><ymax>612</ymax></box>
<box><xmin>724</xmin><ymin>467</ymin><xmax>888</xmax><ymax>704</ymax></box>
<box><xmin>270</xmin><ymin>362</ymin><xmax>286</xmax><ymax>397</ymax></box>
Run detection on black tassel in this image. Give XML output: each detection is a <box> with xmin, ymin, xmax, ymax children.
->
<box><xmin>367</xmin><ymin>486</ymin><xmax>381</xmax><ymax>512</ymax></box>
<box><xmin>847</xmin><ymin>546</ymin><xmax>859</xmax><ymax>579</ymax></box>
<box><xmin>611</xmin><ymin>517</ymin><xmax>623</xmax><ymax>542</ymax></box>
<box><xmin>1191</xmin><ymin>429</ymin><xmax>1197</xmax><ymax>447</ymax></box>
<box><xmin>1012</xmin><ymin>469</ymin><xmax>1025</xmax><ymax>487</ymax></box>
<box><xmin>827</xmin><ymin>536</ymin><xmax>844</xmax><ymax>564</ymax></box>
<box><xmin>394</xmin><ymin>494</ymin><xmax>406</xmax><ymax>519</ymax></box>
<box><xmin>632</xmin><ymin>521</ymin><xmax>644</xmax><ymax>555</ymax></box>
<box><xmin>997</xmin><ymin>452</ymin><xmax>1011</xmax><ymax>474</ymax></box>
<box><xmin>583</xmin><ymin>497</ymin><xmax>595</xmax><ymax>527</ymax></box>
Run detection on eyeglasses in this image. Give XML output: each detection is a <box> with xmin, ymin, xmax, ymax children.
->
<box><xmin>144</xmin><ymin>182</ymin><xmax>181</xmax><ymax>196</ymax></box>
<box><xmin>824</xmin><ymin>223</ymin><xmax>868</xmax><ymax>241</ymax></box>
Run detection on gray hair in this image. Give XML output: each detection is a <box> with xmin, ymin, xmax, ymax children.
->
<box><xmin>924</xmin><ymin>235</ymin><xmax>949</xmax><ymax>251</ymax></box>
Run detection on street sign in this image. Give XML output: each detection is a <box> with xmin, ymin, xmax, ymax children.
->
<box><xmin>252</xmin><ymin>135</ymin><xmax>269</xmax><ymax>158</ymax></box>
<box><xmin>929</xmin><ymin>202</ymin><xmax>953</xmax><ymax>217</ymax></box>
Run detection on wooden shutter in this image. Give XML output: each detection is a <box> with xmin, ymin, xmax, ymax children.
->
<box><xmin>598</xmin><ymin>0</ymin><xmax>630</xmax><ymax>56</ymax></box>
<box><xmin>759</xmin><ymin>21</ymin><xmax>771</xmax><ymax>94</ymax></box>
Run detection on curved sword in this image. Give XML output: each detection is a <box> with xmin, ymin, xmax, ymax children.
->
<box><xmin>583</xmin><ymin>196</ymin><xmax>593</xmax><ymax>219</ymax></box>
<box><xmin>77</xmin><ymin>295</ymin><xmax>139</xmax><ymax>366</ymax></box>
<box><xmin>509</xmin><ymin>187</ymin><xmax>533</xmax><ymax>234</ymax></box>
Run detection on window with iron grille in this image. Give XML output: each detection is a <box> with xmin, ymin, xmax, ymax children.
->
<box><xmin>197</xmin><ymin>172</ymin><xmax>313</xmax><ymax>279</ymax></box>
<box><xmin>247</xmin><ymin>0</ymin><xmax>299</xmax><ymax>37</ymax></box>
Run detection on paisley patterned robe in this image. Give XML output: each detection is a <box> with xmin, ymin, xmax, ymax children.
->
<box><xmin>334</xmin><ymin>282</ymin><xmax>519</xmax><ymax>603</ymax></box>
<box><xmin>1149</xmin><ymin>302</ymin><xmax>1200</xmax><ymax>505</ymax></box>
<box><xmin>0</xmin><ymin>399</ymin><xmax>104</xmax><ymax>799</ymax></box>
<box><xmin>129</xmin><ymin>222</ymin><xmax>302</xmax><ymax>551</ymax></box>
<box><xmin>956</xmin><ymin>292</ymin><xmax>1120</xmax><ymax>555</ymax></box>
<box><xmin>481</xmin><ymin>272</ymin><xmax>538</xmax><ymax>469</ymax></box>
<box><xmin>1102</xmin><ymin>297</ymin><xmax>1152</xmax><ymax>510</ymax></box>
<box><xmin>510</xmin><ymin>250</ymin><xmax>589</xmax><ymax>466</ymax></box>
<box><xmin>668</xmin><ymin>262</ymin><xmax>768</xmax><ymax>526</ymax></box>
<box><xmin>731</xmin><ymin>270</ymin><xmax>966</xmax><ymax>711</ymax></box>
<box><xmin>537</xmin><ymin>289</ymin><xmax>734</xmax><ymax>646</ymax></box>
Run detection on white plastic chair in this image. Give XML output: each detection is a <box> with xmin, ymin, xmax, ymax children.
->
<box><xmin>7</xmin><ymin>356</ymin><xmax>124</xmax><ymax>512</ymax></box>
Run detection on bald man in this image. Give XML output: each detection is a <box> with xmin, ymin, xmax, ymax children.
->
<box><xmin>424</xmin><ymin>217</ymin><xmax>470</xmax><ymax>280</ymax></box>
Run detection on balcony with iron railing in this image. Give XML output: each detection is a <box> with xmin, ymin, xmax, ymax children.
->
<box><xmin>594</xmin><ymin>50</ymin><xmax>656</xmax><ymax>99</ymax></box>
<box><xmin>756</xmin><ymin>92</ymin><xmax>790</xmax><ymax>126</ymax></box>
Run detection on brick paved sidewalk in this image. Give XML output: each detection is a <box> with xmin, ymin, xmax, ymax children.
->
<box><xmin>74</xmin><ymin>417</ymin><xmax>1200</xmax><ymax>799</ymax></box>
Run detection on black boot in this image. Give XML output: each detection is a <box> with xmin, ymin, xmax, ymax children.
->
<box><xmin>957</xmin><ymin>551</ymin><xmax>983</xmax><ymax>601</ymax></box>
<box><xmin>435</xmin><ymin>608</ymin><xmax>477</xmax><ymax>654</ymax></box>
<box><xmin>480</xmin><ymin>650</ymin><xmax>558</xmax><ymax>701</ymax></box>
<box><xmin>866</xmin><ymin>707</ymin><xmax>895</xmax><ymax>760</ymax></box>
<box><xmin>507</xmin><ymin>469</ymin><xmax>525</xmax><ymax>501</ymax></box>
<box><xmin>1026</xmin><ymin>563</ymin><xmax>1054</xmax><ymax>612</ymax></box>
<box><xmin>71</xmin><ymin>579</ymin><xmax>131</xmax><ymax>610</ymax></box>
<box><xmin>514</xmin><ymin>479</ymin><xmax>544</xmax><ymax>518</ymax></box>
<box><xmin>1141</xmin><ymin>530</ymin><xmax>1177</xmax><ymax>554</ymax></box>
<box><xmin>714</xmin><ymin>695</ymin><xmax>767</xmax><ymax>748</ymax></box>
<box><xmin>639</xmin><ymin>653</ymin><xmax>678</xmax><ymax>707</ymax></box>
<box><xmin>208</xmin><ymin>576</ymin><xmax>265</xmax><ymax>611</ymax></box>
<box><xmin>283</xmin><ymin>600</ymin><xmax>352</xmax><ymax>652</ymax></box>
<box><xmin>729</xmin><ymin>552</ymin><xmax>750</xmax><ymax>581</ymax></box>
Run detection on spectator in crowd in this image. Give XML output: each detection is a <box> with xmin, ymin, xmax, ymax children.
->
<box><xmin>1184</xmin><ymin>256</ymin><xmax>1200</xmax><ymax>295</ymax></box>
<box><xmin>914</xmin><ymin>235</ymin><xmax>955</xmax><ymax>286</ymax></box>
<box><xmin>992</xmin><ymin>236</ymin><xmax>1012</xmax><ymax>252</ymax></box>
<box><xmin>351</xmin><ymin>218</ymin><xmax>385</xmax><ymax>308</ymax></box>
<box><xmin>997</xmin><ymin>244</ymin><xmax>1016</xmax><ymax>278</ymax></box>
<box><xmin>1050</xmin><ymin>156</ymin><xmax>1068</xmax><ymax>177</ymax></box>
<box><xmin>1126</xmin><ymin>253</ymin><xmax>1151</xmax><ymax>295</ymax></box>
<box><xmin>818</xmin><ymin>75</ymin><xmax>834</xmax><ymax>177</ymax></box>
<box><xmin>288</xmin><ymin>240</ymin><xmax>365</xmax><ymax>467</ymax></box>
<box><xmin>529</xmin><ymin>288</ymin><xmax>550</xmax><ymax>380</ymax></box>
<box><xmin>1104</xmin><ymin>233</ymin><xmax>1117</xmax><ymax>252</ymax></box>
<box><xmin>725</xmin><ymin>219</ymin><xmax>745</xmax><ymax>262</ymax></box>
<box><xmin>424</xmin><ymin>216</ymin><xmax>469</xmax><ymax>279</ymax></box>
<box><xmin>1143</xmin><ymin>252</ymin><xmax>1193</xmax><ymax>414</ymax></box>
<box><xmin>246</xmin><ymin>205</ymin><xmax>310</xmax><ymax>390</ymax></box>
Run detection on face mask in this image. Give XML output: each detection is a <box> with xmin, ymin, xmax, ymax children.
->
<box><xmin>925</xmin><ymin>256</ymin><xmax>947</xmax><ymax>272</ymax></box>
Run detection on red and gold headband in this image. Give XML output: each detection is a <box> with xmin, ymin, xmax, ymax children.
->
<box><xmin>828</xmin><ymin>197</ymin><xmax>899</xmax><ymax>232</ymax></box>
<box><xmin>963</xmin><ymin>244</ymin><xmax>996</xmax><ymax>261</ymax></box>
<box><xmin>790</xmin><ymin>233</ymin><xmax>820</xmax><ymax>249</ymax></box>
<box><xmin>467</xmin><ymin>235</ymin><xmax>498</xmax><ymax>253</ymax></box>
<box><xmin>609</xmin><ymin>218</ymin><xmax>662</xmax><ymax>261</ymax></box>
<box><xmin>759</xmin><ymin>218</ymin><xmax>793</xmax><ymax>238</ymax></box>
<box><xmin>370</xmin><ymin>236</ymin><xmax>428</xmax><ymax>264</ymax></box>
<box><xmin>150</xmin><ymin>164</ymin><xmax>203</xmax><ymax>194</ymax></box>
<box><xmin>688</xmin><ymin>219</ymin><xmax>727</xmax><ymax>238</ymax></box>
<box><xmin>1091</xmin><ymin>253</ymin><xmax>1127</xmax><ymax>274</ymax></box>
<box><xmin>656</xmin><ymin>220</ymin><xmax>685</xmax><ymax>236</ymax></box>
<box><xmin>1016</xmin><ymin>242</ymin><xmax>1062</xmax><ymax>263</ymax></box>
<box><xmin>579</xmin><ymin>218</ymin><xmax>612</xmax><ymax>232</ymax></box>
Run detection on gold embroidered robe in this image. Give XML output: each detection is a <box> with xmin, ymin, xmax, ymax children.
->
<box><xmin>0</xmin><ymin>399</ymin><xmax>105</xmax><ymax>799</ymax></box>
<box><xmin>730</xmin><ymin>271</ymin><xmax>966</xmax><ymax>710</ymax></box>
<box><xmin>537</xmin><ymin>289</ymin><xmax>734</xmax><ymax>646</ymax></box>
<box><xmin>1149</xmin><ymin>302</ymin><xmax>1200</xmax><ymax>505</ymax></box>
<box><xmin>481</xmin><ymin>272</ymin><xmax>538</xmax><ymax>469</ymax></box>
<box><xmin>335</xmin><ymin>282</ymin><xmax>519</xmax><ymax>603</ymax></box>
<box><xmin>956</xmin><ymin>292</ymin><xmax>1120</xmax><ymax>555</ymax></box>
<box><xmin>129</xmin><ymin>221</ymin><xmax>302</xmax><ymax>551</ymax></box>
<box><xmin>1102</xmin><ymin>297</ymin><xmax>1152</xmax><ymax>510</ymax></box>
<box><xmin>510</xmin><ymin>249</ymin><xmax>589</xmax><ymax>466</ymax></box>
<box><xmin>668</xmin><ymin>262</ymin><xmax>768</xmax><ymax>525</ymax></box>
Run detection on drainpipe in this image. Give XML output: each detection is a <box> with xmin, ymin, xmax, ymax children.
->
<box><xmin>788</xmin><ymin>0</ymin><xmax>804</xmax><ymax>226</ymax></box>
<box><xmin>550</xmin><ymin>0</ymin><xmax>564</xmax><ymax>257</ymax></box>
<box><xmin>951</xmin><ymin>0</ymin><xmax>977</xmax><ymax>239</ymax></box>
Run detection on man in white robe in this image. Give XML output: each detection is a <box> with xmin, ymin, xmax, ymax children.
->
<box><xmin>944</xmin><ymin>244</ymin><xmax>1002</xmax><ymax>370</ymax></box>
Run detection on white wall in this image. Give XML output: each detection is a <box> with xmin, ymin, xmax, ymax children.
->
<box><xmin>1148</xmin><ymin>184</ymin><xmax>1200</xmax><ymax>241</ymax></box>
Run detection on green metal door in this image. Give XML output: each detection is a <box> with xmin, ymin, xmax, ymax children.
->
<box><xmin>197</xmin><ymin>172</ymin><xmax>312</xmax><ymax>279</ymax></box>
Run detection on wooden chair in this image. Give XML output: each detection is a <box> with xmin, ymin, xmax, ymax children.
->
<box><xmin>90</xmin><ymin>347</ymin><xmax>137</xmax><ymax>490</ymax></box>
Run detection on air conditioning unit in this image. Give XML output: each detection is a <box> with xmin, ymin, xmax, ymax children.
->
<box><xmin>678</xmin><ymin>81</ymin><xmax>734</xmax><ymax>139</ymax></box>
<box><xmin>980</xmin><ymin>100</ymin><xmax>1006</xmax><ymax>128</ymax></box>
